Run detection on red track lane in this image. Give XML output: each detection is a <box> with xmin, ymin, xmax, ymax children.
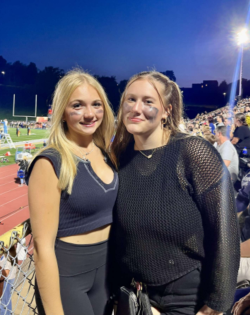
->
<box><xmin>0</xmin><ymin>164</ymin><xmax>18</xmax><ymax>174</ymax></box>
<box><xmin>0</xmin><ymin>164</ymin><xmax>30</xmax><ymax>236</ymax></box>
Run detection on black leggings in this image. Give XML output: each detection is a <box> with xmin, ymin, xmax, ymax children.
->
<box><xmin>35</xmin><ymin>239</ymin><xmax>109</xmax><ymax>315</ymax></box>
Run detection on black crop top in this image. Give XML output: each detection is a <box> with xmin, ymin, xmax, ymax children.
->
<box><xmin>26</xmin><ymin>148</ymin><xmax>118</xmax><ymax>238</ymax></box>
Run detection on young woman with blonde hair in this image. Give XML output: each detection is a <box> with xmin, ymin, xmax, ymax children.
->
<box><xmin>111</xmin><ymin>71</ymin><xmax>239</xmax><ymax>315</ymax></box>
<box><xmin>26</xmin><ymin>69</ymin><xmax>118</xmax><ymax>315</ymax></box>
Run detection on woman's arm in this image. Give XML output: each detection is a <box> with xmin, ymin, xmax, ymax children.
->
<box><xmin>28</xmin><ymin>158</ymin><xmax>64</xmax><ymax>315</ymax></box>
<box><xmin>241</xmin><ymin>239</ymin><xmax>250</xmax><ymax>257</ymax></box>
<box><xmin>231</xmin><ymin>137</ymin><xmax>239</xmax><ymax>145</ymax></box>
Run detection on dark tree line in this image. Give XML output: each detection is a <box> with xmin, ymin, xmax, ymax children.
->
<box><xmin>0</xmin><ymin>56</ymin><xmax>177</xmax><ymax>118</ymax></box>
<box><xmin>3</xmin><ymin>55</ymin><xmax>249</xmax><ymax>119</ymax></box>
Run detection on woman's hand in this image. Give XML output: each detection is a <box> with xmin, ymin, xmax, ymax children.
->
<box><xmin>151</xmin><ymin>307</ymin><xmax>160</xmax><ymax>315</ymax></box>
<box><xmin>196</xmin><ymin>305</ymin><xmax>222</xmax><ymax>315</ymax></box>
<box><xmin>232</xmin><ymin>293</ymin><xmax>250</xmax><ymax>315</ymax></box>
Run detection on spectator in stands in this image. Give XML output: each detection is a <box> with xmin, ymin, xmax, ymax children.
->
<box><xmin>202</xmin><ymin>125</ymin><xmax>217</xmax><ymax>145</ymax></box>
<box><xmin>225</xmin><ymin>117</ymin><xmax>233</xmax><ymax>127</ymax></box>
<box><xmin>26</xmin><ymin>70</ymin><xmax>118</xmax><ymax>315</ymax></box>
<box><xmin>215</xmin><ymin>126</ymin><xmax>239</xmax><ymax>183</ymax></box>
<box><xmin>16</xmin><ymin>234</ymin><xmax>27</xmax><ymax>266</ymax></box>
<box><xmin>111</xmin><ymin>71</ymin><xmax>240</xmax><ymax>315</ymax></box>
<box><xmin>208</xmin><ymin>116</ymin><xmax>216</xmax><ymax>134</ymax></box>
<box><xmin>217</xmin><ymin>115</ymin><xmax>224</xmax><ymax>126</ymax></box>
<box><xmin>0</xmin><ymin>247</ymin><xmax>18</xmax><ymax>315</ymax></box>
<box><xmin>231</xmin><ymin>113</ymin><xmax>250</xmax><ymax>156</ymax></box>
<box><xmin>187</xmin><ymin>125</ymin><xmax>194</xmax><ymax>135</ymax></box>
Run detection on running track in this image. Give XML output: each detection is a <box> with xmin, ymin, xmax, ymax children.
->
<box><xmin>0</xmin><ymin>164</ymin><xmax>30</xmax><ymax>236</ymax></box>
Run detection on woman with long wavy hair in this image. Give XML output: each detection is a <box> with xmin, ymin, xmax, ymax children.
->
<box><xmin>26</xmin><ymin>69</ymin><xmax>118</xmax><ymax>315</ymax></box>
<box><xmin>111</xmin><ymin>71</ymin><xmax>240</xmax><ymax>315</ymax></box>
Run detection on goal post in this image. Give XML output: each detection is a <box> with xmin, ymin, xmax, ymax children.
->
<box><xmin>12</xmin><ymin>94</ymin><xmax>37</xmax><ymax>123</ymax></box>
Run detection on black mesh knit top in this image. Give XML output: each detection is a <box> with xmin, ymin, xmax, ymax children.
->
<box><xmin>112</xmin><ymin>134</ymin><xmax>240</xmax><ymax>312</ymax></box>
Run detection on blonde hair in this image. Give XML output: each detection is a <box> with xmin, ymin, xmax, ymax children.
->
<box><xmin>30</xmin><ymin>69</ymin><xmax>116</xmax><ymax>194</ymax></box>
<box><xmin>112</xmin><ymin>71</ymin><xmax>183</xmax><ymax>160</ymax></box>
<box><xmin>202</xmin><ymin>125</ymin><xmax>216</xmax><ymax>145</ymax></box>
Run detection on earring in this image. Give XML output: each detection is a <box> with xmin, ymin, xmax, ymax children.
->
<box><xmin>162</xmin><ymin>117</ymin><xmax>167</xmax><ymax>125</ymax></box>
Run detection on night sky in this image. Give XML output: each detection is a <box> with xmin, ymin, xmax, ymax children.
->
<box><xmin>1</xmin><ymin>0</ymin><xmax>250</xmax><ymax>87</ymax></box>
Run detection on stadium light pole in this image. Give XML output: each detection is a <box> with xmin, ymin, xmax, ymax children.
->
<box><xmin>237</xmin><ymin>28</ymin><xmax>249</xmax><ymax>99</ymax></box>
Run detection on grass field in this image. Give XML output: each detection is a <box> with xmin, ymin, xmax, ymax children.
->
<box><xmin>0</xmin><ymin>144</ymin><xmax>44</xmax><ymax>167</ymax></box>
<box><xmin>2</xmin><ymin>127</ymin><xmax>49</xmax><ymax>143</ymax></box>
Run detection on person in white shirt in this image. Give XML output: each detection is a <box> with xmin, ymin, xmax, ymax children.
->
<box><xmin>0</xmin><ymin>249</ymin><xmax>17</xmax><ymax>315</ymax></box>
<box><xmin>215</xmin><ymin>125</ymin><xmax>239</xmax><ymax>183</ymax></box>
<box><xmin>216</xmin><ymin>115</ymin><xmax>225</xmax><ymax>127</ymax></box>
<box><xmin>16</xmin><ymin>237</ymin><xmax>27</xmax><ymax>265</ymax></box>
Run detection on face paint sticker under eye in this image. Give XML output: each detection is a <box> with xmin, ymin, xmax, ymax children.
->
<box><xmin>69</xmin><ymin>111</ymin><xmax>82</xmax><ymax>116</ymax></box>
<box><xmin>95</xmin><ymin>109</ymin><xmax>104</xmax><ymax>115</ymax></box>
<box><xmin>123</xmin><ymin>102</ymin><xmax>132</xmax><ymax>113</ymax></box>
<box><xmin>143</xmin><ymin>105</ymin><xmax>159</xmax><ymax>123</ymax></box>
<box><xmin>123</xmin><ymin>100</ymin><xmax>159</xmax><ymax>123</ymax></box>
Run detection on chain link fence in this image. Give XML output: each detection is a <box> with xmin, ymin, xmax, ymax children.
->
<box><xmin>0</xmin><ymin>220</ymin><xmax>37</xmax><ymax>315</ymax></box>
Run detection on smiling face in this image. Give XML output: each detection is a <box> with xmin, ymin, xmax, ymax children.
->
<box><xmin>122</xmin><ymin>79</ymin><xmax>167</xmax><ymax>136</ymax></box>
<box><xmin>63</xmin><ymin>83</ymin><xmax>104</xmax><ymax>138</ymax></box>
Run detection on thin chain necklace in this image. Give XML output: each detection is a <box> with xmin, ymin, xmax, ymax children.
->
<box><xmin>135</xmin><ymin>144</ymin><xmax>157</xmax><ymax>159</ymax></box>
<box><xmin>138</xmin><ymin>149</ymin><xmax>156</xmax><ymax>159</ymax></box>
<box><xmin>78</xmin><ymin>141</ymin><xmax>95</xmax><ymax>160</ymax></box>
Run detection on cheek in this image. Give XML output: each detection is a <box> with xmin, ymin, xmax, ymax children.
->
<box><xmin>69</xmin><ymin>111</ymin><xmax>81</xmax><ymax>117</ymax></box>
<box><xmin>95</xmin><ymin>108</ymin><xmax>104</xmax><ymax>120</ymax></box>
<box><xmin>143</xmin><ymin>107</ymin><xmax>159</xmax><ymax>123</ymax></box>
<box><xmin>123</xmin><ymin>102</ymin><xmax>132</xmax><ymax>115</ymax></box>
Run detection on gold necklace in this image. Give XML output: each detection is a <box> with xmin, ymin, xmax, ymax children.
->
<box><xmin>138</xmin><ymin>149</ymin><xmax>156</xmax><ymax>159</ymax></box>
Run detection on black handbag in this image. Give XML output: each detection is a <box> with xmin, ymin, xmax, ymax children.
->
<box><xmin>116</xmin><ymin>279</ymin><xmax>153</xmax><ymax>315</ymax></box>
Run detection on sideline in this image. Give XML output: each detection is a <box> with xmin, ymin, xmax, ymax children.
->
<box><xmin>0</xmin><ymin>138</ymin><xmax>47</xmax><ymax>150</ymax></box>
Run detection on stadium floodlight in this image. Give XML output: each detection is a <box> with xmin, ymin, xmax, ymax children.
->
<box><xmin>237</xmin><ymin>28</ymin><xmax>249</xmax><ymax>46</ymax></box>
<box><xmin>1</xmin><ymin>71</ymin><xmax>5</xmax><ymax>75</ymax></box>
<box><xmin>237</xmin><ymin>28</ymin><xmax>249</xmax><ymax>98</ymax></box>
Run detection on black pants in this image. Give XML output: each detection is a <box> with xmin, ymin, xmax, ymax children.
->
<box><xmin>148</xmin><ymin>268</ymin><xmax>204</xmax><ymax>315</ymax></box>
<box><xmin>35</xmin><ymin>239</ymin><xmax>109</xmax><ymax>315</ymax></box>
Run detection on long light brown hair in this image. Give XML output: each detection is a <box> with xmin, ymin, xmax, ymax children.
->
<box><xmin>112</xmin><ymin>71</ymin><xmax>183</xmax><ymax>161</ymax></box>
<box><xmin>30</xmin><ymin>69</ymin><xmax>116</xmax><ymax>194</ymax></box>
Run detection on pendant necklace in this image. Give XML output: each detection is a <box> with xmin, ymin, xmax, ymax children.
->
<box><xmin>138</xmin><ymin>149</ymin><xmax>156</xmax><ymax>159</ymax></box>
<box><xmin>135</xmin><ymin>144</ymin><xmax>156</xmax><ymax>159</ymax></box>
<box><xmin>79</xmin><ymin>141</ymin><xmax>95</xmax><ymax>160</ymax></box>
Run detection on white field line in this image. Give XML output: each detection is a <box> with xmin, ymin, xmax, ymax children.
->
<box><xmin>0</xmin><ymin>180</ymin><xmax>15</xmax><ymax>187</ymax></box>
<box><xmin>0</xmin><ymin>205</ymin><xmax>28</xmax><ymax>222</ymax></box>
<box><xmin>0</xmin><ymin>194</ymin><xmax>27</xmax><ymax>208</ymax></box>
<box><xmin>0</xmin><ymin>187</ymin><xmax>21</xmax><ymax>196</ymax></box>
<box><xmin>28</xmin><ymin>246</ymin><xmax>33</xmax><ymax>253</ymax></box>
<box><xmin>0</xmin><ymin>168</ymin><xmax>17</xmax><ymax>176</ymax></box>
<box><xmin>0</xmin><ymin>173</ymin><xmax>16</xmax><ymax>179</ymax></box>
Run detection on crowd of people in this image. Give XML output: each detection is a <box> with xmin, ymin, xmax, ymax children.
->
<box><xmin>177</xmin><ymin>97</ymin><xmax>250</xmax><ymax>315</ymax></box>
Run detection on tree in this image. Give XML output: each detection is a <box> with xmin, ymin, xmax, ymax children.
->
<box><xmin>10</xmin><ymin>61</ymin><xmax>27</xmax><ymax>86</ymax></box>
<box><xmin>0</xmin><ymin>56</ymin><xmax>7</xmax><ymax>72</ymax></box>
<box><xmin>35</xmin><ymin>67</ymin><xmax>65</xmax><ymax>113</ymax></box>
<box><xmin>25</xmin><ymin>62</ymin><xmax>38</xmax><ymax>85</ymax></box>
<box><xmin>160</xmin><ymin>71</ymin><xmax>176</xmax><ymax>82</ymax></box>
<box><xmin>118</xmin><ymin>80</ymin><xmax>128</xmax><ymax>94</ymax></box>
<box><xmin>95</xmin><ymin>76</ymin><xmax>120</xmax><ymax>112</ymax></box>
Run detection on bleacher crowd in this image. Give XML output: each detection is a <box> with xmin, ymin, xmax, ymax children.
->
<box><xmin>178</xmin><ymin>98</ymin><xmax>250</xmax><ymax>315</ymax></box>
